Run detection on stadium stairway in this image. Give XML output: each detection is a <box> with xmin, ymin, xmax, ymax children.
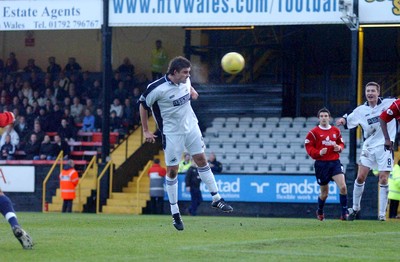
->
<box><xmin>47</xmin><ymin>156</ymin><xmax>98</xmax><ymax>212</ymax></box>
<box><xmin>101</xmin><ymin>151</ymin><xmax>165</xmax><ymax>215</ymax></box>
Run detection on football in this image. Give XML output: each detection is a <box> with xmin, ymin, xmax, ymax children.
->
<box><xmin>221</xmin><ymin>52</ymin><xmax>245</xmax><ymax>74</ymax></box>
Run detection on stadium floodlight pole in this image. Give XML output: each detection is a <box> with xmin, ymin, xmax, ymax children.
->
<box><xmin>346</xmin><ymin>0</ymin><xmax>359</xmax><ymax>182</ymax></box>
<box><xmin>101</xmin><ymin>0</ymin><xmax>112</xmax><ymax>163</ymax></box>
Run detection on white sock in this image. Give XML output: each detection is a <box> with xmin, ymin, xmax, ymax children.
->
<box><xmin>353</xmin><ymin>181</ymin><xmax>365</xmax><ymax>211</ymax></box>
<box><xmin>197</xmin><ymin>164</ymin><xmax>221</xmax><ymax>201</ymax></box>
<box><xmin>165</xmin><ymin>176</ymin><xmax>179</xmax><ymax>214</ymax></box>
<box><xmin>379</xmin><ymin>184</ymin><xmax>389</xmax><ymax>217</ymax></box>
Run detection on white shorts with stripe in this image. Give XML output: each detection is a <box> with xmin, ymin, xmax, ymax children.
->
<box><xmin>359</xmin><ymin>144</ymin><xmax>393</xmax><ymax>171</ymax></box>
<box><xmin>163</xmin><ymin>126</ymin><xmax>205</xmax><ymax>167</ymax></box>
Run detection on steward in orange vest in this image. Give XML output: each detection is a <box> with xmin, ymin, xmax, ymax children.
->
<box><xmin>59</xmin><ymin>160</ymin><xmax>79</xmax><ymax>213</ymax></box>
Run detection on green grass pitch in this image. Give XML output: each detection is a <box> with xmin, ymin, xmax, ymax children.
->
<box><xmin>0</xmin><ymin>212</ymin><xmax>399</xmax><ymax>261</ymax></box>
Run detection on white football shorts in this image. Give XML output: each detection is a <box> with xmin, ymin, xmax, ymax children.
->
<box><xmin>163</xmin><ymin>126</ymin><xmax>205</xmax><ymax>167</ymax></box>
<box><xmin>359</xmin><ymin>144</ymin><xmax>393</xmax><ymax>171</ymax></box>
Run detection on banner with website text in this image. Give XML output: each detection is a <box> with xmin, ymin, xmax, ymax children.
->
<box><xmin>175</xmin><ymin>174</ymin><xmax>340</xmax><ymax>203</ymax></box>
<box><xmin>0</xmin><ymin>166</ymin><xmax>35</xmax><ymax>192</ymax></box>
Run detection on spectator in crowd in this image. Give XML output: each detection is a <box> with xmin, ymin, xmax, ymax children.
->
<box><xmin>58</xmin><ymin>71</ymin><xmax>70</xmax><ymax>92</ymax></box>
<box><xmin>30</xmin><ymin>90</ymin><xmax>45</xmax><ymax>107</ymax></box>
<box><xmin>0</xmin><ymin>124</ymin><xmax>19</xmax><ymax>149</ymax></box>
<box><xmin>38</xmin><ymin>135</ymin><xmax>57</xmax><ymax>160</ymax></box>
<box><xmin>185</xmin><ymin>161</ymin><xmax>203</xmax><ymax>216</ymax></box>
<box><xmin>54</xmin><ymin>134</ymin><xmax>70</xmax><ymax>159</ymax></box>
<box><xmin>63</xmin><ymin>96</ymin><xmax>71</xmax><ymax>110</ymax></box>
<box><xmin>109</xmin><ymin>110</ymin><xmax>122</xmax><ymax>133</ymax></box>
<box><xmin>6</xmin><ymin>82</ymin><xmax>19</xmax><ymax>100</ymax></box>
<box><xmin>178</xmin><ymin>152</ymin><xmax>192</xmax><ymax>173</ymax></box>
<box><xmin>88</xmin><ymin>79</ymin><xmax>101</xmax><ymax>101</ymax></box>
<box><xmin>62</xmin><ymin>107</ymin><xmax>75</xmax><ymax>127</ymax></box>
<box><xmin>41</xmin><ymin>75</ymin><xmax>53</xmax><ymax>95</ymax></box>
<box><xmin>0</xmin><ymin>96</ymin><xmax>7</xmax><ymax>112</ymax></box>
<box><xmin>9</xmin><ymin>96</ymin><xmax>22</xmax><ymax>114</ymax></box>
<box><xmin>208</xmin><ymin>152</ymin><xmax>223</xmax><ymax>173</ymax></box>
<box><xmin>54</xmin><ymin>80</ymin><xmax>67</xmax><ymax>102</ymax></box>
<box><xmin>114</xmin><ymin>81</ymin><xmax>129</xmax><ymax>102</ymax></box>
<box><xmin>25</xmin><ymin>106</ymin><xmax>35</xmax><ymax>130</ymax></box>
<box><xmin>81</xmin><ymin>109</ymin><xmax>95</xmax><ymax>132</ymax></box>
<box><xmin>117</xmin><ymin>57</ymin><xmax>135</xmax><ymax>75</ymax></box>
<box><xmin>151</xmin><ymin>40</ymin><xmax>168</xmax><ymax>81</ymax></box>
<box><xmin>37</xmin><ymin>108</ymin><xmax>50</xmax><ymax>132</ymax></box>
<box><xmin>47</xmin><ymin>56</ymin><xmax>62</xmax><ymax>77</ymax></box>
<box><xmin>64</xmin><ymin>57</ymin><xmax>82</xmax><ymax>74</ymax></box>
<box><xmin>44</xmin><ymin>88</ymin><xmax>56</xmax><ymax>105</ymax></box>
<box><xmin>5</xmin><ymin>52</ymin><xmax>19</xmax><ymax>73</ymax></box>
<box><xmin>94</xmin><ymin>108</ymin><xmax>103</xmax><ymax>131</ymax></box>
<box><xmin>70</xmin><ymin>97</ymin><xmax>84</xmax><ymax>124</ymax></box>
<box><xmin>23</xmin><ymin>58</ymin><xmax>42</xmax><ymax>73</ymax></box>
<box><xmin>122</xmin><ymin>98</ymin><xmax>135</xmax><ymax>129</ymax></box>
<box><xmin>24</xmin><ymin>133</ymin><xmax>40</xmax><ymax>160</ymax></box>
<box><xmin>48</xmin><ymin>104</ymin><xmax>64</xmax><ymax>132</ymax></box>
<box><xmin>110</xmin><ymin>98</ymin><xmax>123</xmax><ymax>118</ymax></box>
<box><xmin>59</xmin><ymin>160</ymin><xmax>79</xmax><ymax>213</ymax></box>
<box><xmin>389</xmin><ymin>160</ymin><xmax>400</xmax><ymax>219</ymax></box>
<box><xmin>111</xmin><ymin>71</ymin><xmax>122</xmax><ymax>91</ymax></box>
<box><xmin>14</xmin><ymin>116</ymin><xmax>30</xmax><ymax>143</ymax></box>
<box><xmin>26</xmin><ymin>122</ymin><xmax>45</xmax><ymax>144</ymax></box>
<box><xmin>29</xmin><ymin>72</ymin><xmax>43</xmax><ymax>90</ymax></box>
<box><xmin>85</xmin><ymin>98</ymin><xmax>95</xmax><ymax>114</ymax></box>
<box><xmin>148</xmin><ymin>158</ymin><xmax>166</xmax><ymax>214</ymax></box>
<box><xmin>21</xmin><ymin>81</ymin><xmax>33</xmax><ymax>102</ymax></box>
<box><xmin>58</xmin><ymin>119</ymin><xmax>76</xmax><ymax>142</ymax></box>
<box><xmin>0</xmin><ymin>134</ymin><xmax>15</xmax><ymax>160</ymax></box>
<box><xmin>43</xmin><ymin>99</ymin><xmax>54</xmax><ymax>114</ymax></box>
<box><xmin>81</xmin><ymin>71</ymin><xmax>92</xmax><ymax>97</ymax></box>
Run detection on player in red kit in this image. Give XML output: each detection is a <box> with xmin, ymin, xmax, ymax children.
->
<box><xmin>305</xmin><ymin>108</ymin><xmax>348</xmax><ymax>221</ymax></box>
<box><xmin>0</xmin><ymin>112</ymin><xmax>33</xmax><ymax>249</ymax></box>
<box><xmin>380</xmin><ymin>99</ymin><xmax>400</xmax><ymax>151</ymax></box>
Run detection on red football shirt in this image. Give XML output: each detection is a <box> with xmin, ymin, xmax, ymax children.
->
<box><xmin>305</xmin><ymin>125</ymin><xmax>345</xmax><ymax>161</ymax></box>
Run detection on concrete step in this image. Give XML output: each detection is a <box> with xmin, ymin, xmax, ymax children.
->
<box><xmin>48</xmin><ymin>203</ymin><xmax>83</xmax><ymax>212</ymax></box>
<box><xmin>106</xmin><ymin>198</ymin><xmax>147</xmax><ymax>207</ymax></box>
<box><xmin>102</xmin><ymin>205</ymin><xmax>142</xmax><ymax>214</ymax></box>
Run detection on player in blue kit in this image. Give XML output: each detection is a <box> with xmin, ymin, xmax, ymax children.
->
<box><xmin>139</xmin><ymin>56</ymin><xmax>233</xmax><ymax>231</ymax></box>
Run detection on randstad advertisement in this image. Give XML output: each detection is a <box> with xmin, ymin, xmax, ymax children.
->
<box><xmin>109</xmin><ymin>0</ymin><xmax>344</xmax><ymax>26</ymax></box>
<box><xmin>178</xmin><ymin>174</ymin><xmax>339</xmax><ymax>203</ymax></box>
<box><xmin>359</xmin><ymin>0</ymin><xmax>400</xmax><ymax>23</ymax></box>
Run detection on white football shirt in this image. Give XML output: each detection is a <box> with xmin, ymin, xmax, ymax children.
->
<box><xmin>345</xmin><ymin>98</ymin><xmax>396</xmax><ymax>149</ymax></box>
<box><xmin>140</xmin><ymin>76</ymin><xmax>198</xmax><ymax>135</ymax></box>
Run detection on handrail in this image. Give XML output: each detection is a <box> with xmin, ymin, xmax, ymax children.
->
<box><xmin>96</xmin><ymin>160</ymin><xmax>114</xmax><ymax>214</ymax></box>
<box><xmin>76</xmin><ymin>155</ymin><xmax>97</xmax><ymax>208</ymax></box>
<box><xmin>136</xmin><ymin>161</ymin><xmax>152</xmax><ymax>213</ymax></box>
<box><xmin>42</xmin><ymin>151</ymin><xmax>63</xmax><ymax>212</ymax></box>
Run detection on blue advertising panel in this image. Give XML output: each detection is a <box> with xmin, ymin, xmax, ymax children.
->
<box><xmin>175</xmin><ymin>174</ymin><xmax>339</xmax><ymax>203</ymax></box>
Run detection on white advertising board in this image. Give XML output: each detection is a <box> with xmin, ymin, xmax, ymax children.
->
<box><xmin>0</xmin><ymin>0</ymin><xmax>103</xmax><ymax>31</ymax></box>
<box><xmin>359</xmin><ymin>0</ymin><xmax>400</xmax><ymax>24</ymax></box>
<box><xmin>109</xmin><ymin>0</ymin><xmax>344</xmax><ymax>26</ymax></box>
<box><xmin>0</xmin><ymin>166</ymin><xmax>35</xmax><ymax>192</ymax></box>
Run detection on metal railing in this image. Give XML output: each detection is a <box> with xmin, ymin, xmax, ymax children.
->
<box><xmin>76</xmin><ymin>155</ymin><xmax>97</xmax><ymax>208</ymax></box>
<box><xmin>136</xmin><ymin>161</ymin><xmax>152</xmax><ymax>213</ymax></box>
<box><xmin>42</xmin><ymin>151</ymin><xmax>64</xmax><ymax>212</ymax></box>
<box><xmin>96</xmin><ymin>160</ymin><xmax>114</xmax><ymax>214</ymax></box>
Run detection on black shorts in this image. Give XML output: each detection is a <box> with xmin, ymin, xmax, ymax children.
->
<box><xmin>314</xmin><ymin>160</ymin><xmax>344</xmax><ymax>186</ymax></box>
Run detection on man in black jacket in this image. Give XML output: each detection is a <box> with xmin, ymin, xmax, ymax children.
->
<box><xmin>185</xmin><ymin>163</ymin><xmax>203</xmax><ymax>216</ymax></box>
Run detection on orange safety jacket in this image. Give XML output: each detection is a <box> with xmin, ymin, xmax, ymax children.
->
<box><xmin>59</xmin><ymin>168</ymin><xmax>79</xmax><ymax>200</ymax></box>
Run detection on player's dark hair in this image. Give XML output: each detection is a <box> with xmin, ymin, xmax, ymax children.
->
<box><xmin>167</xmin><ymin>56</ymin><xmax>191</xmax><ymax>75</ymax></box>
<box><xmin>154</xmin><ymin>158</ymin><xmax>160</xmax><ymax>164</ymax></box>
<box><xmin>365</xmin><ymin>82</ymin><xmax>380</xmax><ymax>93</ymax></box>
<box><xmin>317</xmin><ymin>107</ymin><xmax>331</xmax><ymax>117</ymax></box>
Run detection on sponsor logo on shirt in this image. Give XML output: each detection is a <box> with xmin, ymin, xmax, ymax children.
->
<box><xmin>386</xmin><ymin>109</ymin><xmax>393</xmax><ymax>115</ymax></box>
<box><xmin>367</xmin><ymin>116</ymin><xmax>380</xmax><ymax>125</ymax></box>
<box><xmin>172</xmin><ymin>93</ymin><xmax>190</xmax><ymax>106</ymax></box>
